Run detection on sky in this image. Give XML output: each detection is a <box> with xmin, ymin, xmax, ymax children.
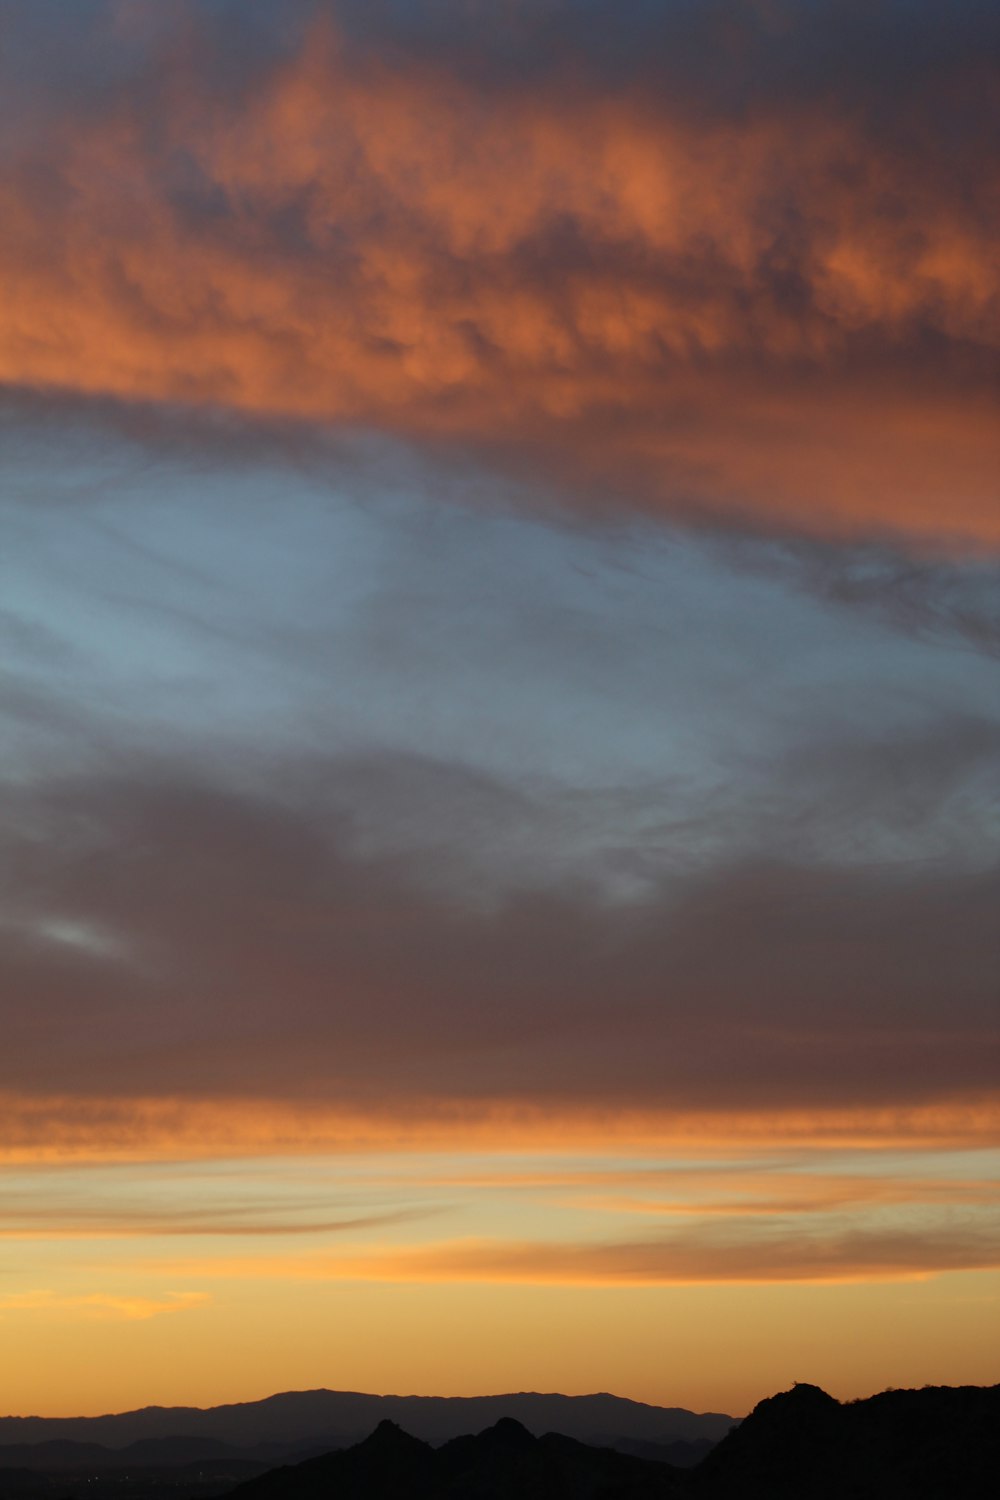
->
<box><xmin>0</xmin><ymin>0</ymin><xmax>998</xmax><ymax>1420</ymax></box>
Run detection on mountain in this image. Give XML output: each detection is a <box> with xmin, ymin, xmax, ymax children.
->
<box><xmin>213</xmin><ymin>1386</ymin><xmax>1000</xmax><ymax>1500</ymax></box>
<box><xmin>0</xmin><ymin>1439</ymin><xmax>245</xmax><ymax>1472</ymax></box>
<box><xmin>605</xmin><ymin>1437</ymin><xmax>716</xmax><ymax>1468</ymax></box>
<box><xmin>692</xmin><ymin>1380</ymin><xmax>1000</xmax><ymax>1499</ymax></box>
<box><xmin>228</xmin><ymin>1417</ymin><xmax>687</xmax><ymax>1500</ymax></box>
<box><xmin>0</xmin><ymin>1389</ymin><xmax>734</xmax><ymax>1452</ymax></box>
<box><xmin>2</xmin><ymin>1384</ymin><xmax>998</xmax><ymax>1499</ymax></box>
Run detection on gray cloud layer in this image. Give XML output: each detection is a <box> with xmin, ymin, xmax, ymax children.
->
<box><xmin>4</xmin><ymin>743</ymin><xmax>997</xmax><ymax>1112</ymax></box>
<box><xmin>1</xmin><ymin>319</ymin><xmax>998</xmax><ymax>1128</ymax></box>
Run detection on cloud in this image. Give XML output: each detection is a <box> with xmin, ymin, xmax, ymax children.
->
<box><xmin>0</xmin><ymin>1290</ymin><xmax>209</xmax><ymax>1321</ymax></box>
<box><xmin>328</xmin><ymin>1223</ymin><xmax>1000</xmax><ymax>1286</ymax></box>
<box><xmin>2</xmin><ymin>422</ymin><xmax>997</xmax><ymax>1153</ymax></box>
<box><xmin>2</xmin><ymin>1092</ymin><xmax>998</xmax><ymax>1166</ymax></box>
<box><xmin>3</xmin><ymin>432</ymin><xmax>997</xmax><ymax>887</ymax></box>
<box><xmin>708</xmin><ymin>537</ymin><xmax>1000</xmax><ymax>661</ymax></box>
<box><xmin>1</xmin><ymin>760</ymin><xmax>997</xmax><ymax>1124</ymax></box>
<box><xmin>2</xmin><ymin>7</ymin><xmax>996</xmax><ymax>1393</ymax></box>
<box><xmin>0</xmin><ymin>2</ymin><xmax>997</xmax><ymax>543</ymax></box>
<box><xmin>579</xmin><ymin>1174</ymin><xmax>1000</xmax><ymax>1219</ymax></box>
<box><xmin>0</xmin><ymin>1205</ymin><xmax>443</xmax><ymax>1240</ymax></box>
<box><xmin>150</xmin><ymin>1219</ymin><xmax>1000</xmax><ymax>1288</ymax></box>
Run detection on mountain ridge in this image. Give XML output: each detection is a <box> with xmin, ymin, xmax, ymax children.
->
<box><xmin>694</xmin><ymin>1380</ymin><xmax>1000</xmax><ymax>1498</ymax></box>
<box><xmin>0</xmin><ymin>1389</ymin><xmax>735</xmax><ymax>1450</ymax></box>
<box><xmin>221</xmin><ymin>1384</ymin><xmax>1000</xmax><ymax>1500</ymax></box>
<box><xmin>227</xmin><ymin>1417</ymin><xmax>688</xmax><ymax>1500</ymax></box>
<box><xmin>2</xmin><ymin>1384</ymin><xmax>998</xmax><ymax>1500</ymax></box>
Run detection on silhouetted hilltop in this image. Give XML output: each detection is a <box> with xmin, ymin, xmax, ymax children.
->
<box><xmin>693</xmin><ymin>1380</ymin><xmax>1000</xmax><ymax>1499</ymax></box>
<box><xmin>229</xmin><ymin>1417</ymin><xmax>687</xmax><ymax>1500</ymax></box>
<box><xmin>241</xmin><ymin>1420</ymin><xmax>436</xmax><ymax>1500</ymax></box>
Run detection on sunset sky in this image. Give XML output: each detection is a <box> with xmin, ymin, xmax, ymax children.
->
<box><xmin>1</xmin><ymin>0</ymin><xmax>998</xmax><ymax>1421</ymax></box>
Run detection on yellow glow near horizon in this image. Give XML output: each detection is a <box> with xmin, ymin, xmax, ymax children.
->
<box><xmin>2</xmin><ymin>1130</ymin><xmax>997</xmax><ymax>1418</ymax></box>
<box><xmin>2</xmin><ymin>1269</ymin><xmax>998</xmax><ymax>1420</ymax></box>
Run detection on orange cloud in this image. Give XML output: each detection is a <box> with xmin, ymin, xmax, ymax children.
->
<box><xmin>0</xmin><ymin>1290</ymin><xmax>209</xmax><ymax>1320</ymax></box>
<box><xmin>2</xmin><ymin>1092</ymin><xmax>998</xmax><ymax>1164</ymax></box>
<box><xmin>323</xmin><ymin>1233</ymin><xmax>1000</xmax><ymax>1287</ymax></box>
<box><xmin>0</xmin><ymin>1208</ymin><xmax>438</xmax><ymax>1241</ymax></box>
<box><xmin>148</xmin><ymin>1222</ymin><xmax>1000</xmax><ymax>1289</ymax></box>
<box><xmin>1</xmin><ymin>18</ymin><xmax>997</xmax><ymax>544</ymax></box>
<box><xmin>583</xmin><ymin>1176</ymin><xmax>1000</xmax><ymax>1217</ymax></box>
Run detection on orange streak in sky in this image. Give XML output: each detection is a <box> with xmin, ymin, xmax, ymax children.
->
<box><xmin>145</xmin><ymin>1230</ymin><xmax>1000</xmax><ymax>1289</ymax></box>
<box><xmin>2</xmin><ymin>1092</ymin><xmax>998</xmax><ymax>1163</ymax></box>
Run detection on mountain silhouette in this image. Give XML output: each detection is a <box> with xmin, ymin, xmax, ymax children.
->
<box><xmin>228</xmin><ymin>1417</ymin><xmax>687</xmax><ymax>1500</ymax></box>
<box><xmin>219</xmin><ymin>1384</ymin><xmax>1000</xmax><ymax>1500</ymax></box>
<box><xmin>3</xmin><ymin>1383</ymin><xmax>998</xmax><ymax>1499</ymax></box>
<box><xmin>0</xmin><ymin>1390</ymin><xmax>732</xmax><ymax>1452</ymax></box>
<box><xmin>0</xmin><ymin>1439</ymin><xmax>245</xmax><ymax>1472</ymax></box>
<box><xmin>692</xmin><ymin>1380</ymin><xmax>1000</xmax><ymax>1499</ymax></box>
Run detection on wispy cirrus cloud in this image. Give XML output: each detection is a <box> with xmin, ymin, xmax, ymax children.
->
<box><xmin>0</xmin><ymin>1205</ymin><xmax>444</xmax><ymax>1240</ymax></box>
<box><xmin>0</xmin><ymin>1290</ymin><xmax>209</xmax><ymax>1321</ymax></box>
<box><xmin>323</xmin><ymin>1223</ymin><xmax>1000</xmax><ymax>1287</ymax></box>
<box><xmin>147</xmin><ymin>1216</ymin><xmax>1000</xmax><ymax>1289</ymax></box>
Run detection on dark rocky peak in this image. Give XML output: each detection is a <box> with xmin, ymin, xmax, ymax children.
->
<box><xmin>478</xmin><ymin>1417</ymin><xmax>536</xmax><ymax>1449</ymax></box>
<box><xmin>754</xmin><ymin>1382</ymin><xmax>839</xmax><ymax>1416</ymax></box>
<box><xmin>734</xmin><ymin>1381</ymin><xmax>841</xmax><ymax>1439</ymax></box>
<box><xmin>693</xmin><ymin>1381</ymin><xmax>1000</xmax><ymax>1500</ymax></box>
<box><xmin>783</xmin><ymin>1382</ymin><xmax>836</xmax><ymax>1404</ymax></box>
<box><xmin>359</xmin><ymin>1419</ymin><xmax>427</xmax><ymax>1452</ymax></box>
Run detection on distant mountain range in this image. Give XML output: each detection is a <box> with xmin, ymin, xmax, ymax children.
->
<box><xmin>2</xmin><ymin>1382</ymin><xmax>997</xmax><ymax>1499</ymax></box>
<box><xmin>0</xmin><ymin>1387</ymin><xmax>734</xmax><ymax>1452</ymax></box>
<box><xmin>0</xmin><ymin>1389</ymin><xmax>733</xmax><ymax>1499</ymax></box>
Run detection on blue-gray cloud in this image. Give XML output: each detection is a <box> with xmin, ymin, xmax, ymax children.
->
<box><xmin>1</xmin><ymin>422</ymin><xmax>997</xmax><ymax>1117</ymax></box>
